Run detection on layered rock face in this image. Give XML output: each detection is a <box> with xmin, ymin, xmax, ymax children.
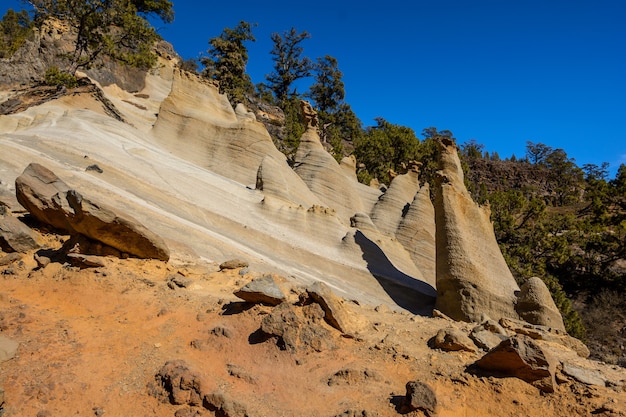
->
<box><xmin>151</xmin><ymin>70</ymin><xmax>286</xmax><ymax>186</ymax></box>
<box><xmin>434</xmin><ymin>138</ymin><xmax>520</xmax><ymax>322</ymax></box>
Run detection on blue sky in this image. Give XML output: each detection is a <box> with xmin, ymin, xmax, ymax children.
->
<box><xmin>3</xmin><ymin>0</ymin><xmax>625</xmax><ymax>177</ymax></box>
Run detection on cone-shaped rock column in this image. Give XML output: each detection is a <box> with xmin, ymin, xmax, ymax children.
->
<box><xmin>434</xmin><ymin>138</ymin><xmax>520</xmax><ymax>322</ymax></box>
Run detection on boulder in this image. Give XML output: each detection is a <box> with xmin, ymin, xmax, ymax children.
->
<box><xmin>15</xmin><ymin>163</ymin><xmax>169</xmax><ymax>261</ymax></box>
<box><xmin>475</xmin><ymin>335</ymin><xmax>557</xmax><ymax>393</ymax></box>
<box><xmin>15</xmin><ymin>162</ymin><xmax>72</xmax><ymax>231</ymax></box>
<box><xmin>306</xmin><ymin>281</ymin><xmax>364</xmax><ymax>336</ymax></box>
<box><xmin>203</xmin><ymin>392</ymin><xmax>248</xmax><ymax>417</ymax></box>
<box><xmin>561</xmin><ymin>363</ymin><xmax>607</xmax><ymax>387</ymax></box>
<box><xmin>234</xmin><ymin>275</ymin><xmax>286</xmax><ymax>306</ymax></box>
<box><xmin>0</xmin><ymin>215</ymin><xmax>39</xmax><ymax>253</ymax></box>
<box><xmin>153</xmin><ymin>360</ymin><xmax>205</xmax><ymax>407</ymax></box>
<box><xmin>499</xmin><ymin>317</ymin><xmax>589</xmax><ymax>358</ymax></box>
<box><xmin>516</xmin><ymin>277</ymin><xmax>566</xmax><ymax>332</ymax></box>
<box><xmin>433</xmin><ymin>327</ymin><xmax>477</xmax><ymax>352</ymax></box>
<box><xmin>260</xmin><ymin>302</ymin><xmax>335</xmax><ymax>352</ymax></box>
<box><xmin>434</xmin><ymin>138</ymin><xmax>520</xmax><ymax>322</ymax></box>
<box><xmin>402</xmin><ymin>381</ymin><xmax>437</xmax><ymax>416</ymax></box>
<box><xmin>219</xmin><ymin>259</ymin><xmax>248</xmax><ymax>270</ymax></box>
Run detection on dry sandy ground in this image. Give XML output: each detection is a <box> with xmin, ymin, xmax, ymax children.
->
<box><xmin>1</xmin><ymin>232</ymin><xmax>625</xmax><ymax>417</ymax></box>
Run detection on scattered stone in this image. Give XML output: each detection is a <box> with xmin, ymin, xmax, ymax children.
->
<box><xmin>475</xmin><ymin>335</ymin><xmax>557</xmax><ymax>393</ymax></box>
<box><xmin>499</xmin><ymin>317</ymin><xmax>590</xmax><ymax>358</ymax></box>
<box><xmin>226</xmin><ymin>363</ymin><xmax>257</xmax><ymax>384</ymax></box>
<box><xmin>401</xmin><ymin>381</ymin><xmax>437</xmax><ymax>416</ymax></box>
<box><xmin>260</xmin><ymin>302</ymin><xmax>335</xmax><ymax>352</ymax></box>
<box><xmin>0</xmin><ymin>215</ymin><xmax>39</xmax><ymax>253</ymax></box>
<box><xmin>334</xmin><ymin>411</ymin><xmax>380</xmax><ymax>417</ymax></box>
<box><xmin>233</xmin><ymin>274</ymin><xmax>286</xmax><ymax>306</ymax></box>
<box><xmin>167</xmin><ymin>273</ymin><xmax>192</xmax><ymax>289</ymax></box>
<box><xmin>153</xmin><ymin>360</ymin><xmax>204</xmax><ymax>407</ymax></box>
<box><xmin>203</xmin><ymin>391</ymin><xmax>247</xmax><ymax>417</ymax></box>
<box><xmin>86</xmin><ymin>164</ymin><xmax>103</xmax><ymax>173</ymax></box>
<box><xmin>327</xmin><ymin>368</ymin><xmax>381</xmax><ymax>386</ymax></box>
<box><xmin>0</xmin><ymin>253</ymin><xmax>22</xmax><ymax>266</ymax></box>
<box><xmin>210</xmin><ymin>325</ymin><xmax>234</xmax><ymax>338</ymax></box>
<box><xmin>67</xmin><ymin>253</ymin><xmax>106</xmax><ymax>269</ymax></box>
<box><xmin>219</xmin><ymin>259</ymin><xmax>248</xmax><ymax>270</ymax></box>
<box><xmin>516</xmin><ymin>277</ymin><xmax>566</xmax><ymax>331</ymax></box>
<box><xmin>306</xmin><ymin>281</ymin><xmax>364</xmax><ymax>336</ymax></box>
<box><xmin>0</xmin><ymin>335</ymin><xmax>19</xmax><ymax>363</ymax></box>
<box><xmin>92</xmin><ymin>407</ymin><xmax>105</xmax><ymax>416</ymax></box>
<box><xmin>433</xmin><ymin>327</ymin><xmax>477</xmax><ymax>352</ymax></box>
<box><xmin>561</xmin><ymin>363</ymin><xmax>607</xmax><ymax>387</ymax></box>
<box><xmin>34</xmin><ymin>253</ymin><xmax>51</xmax><ymax>269</ymax></box>
<box><xmin>470</xmin><ymin>321</ymin><xmax>509</xmax><ymax>351</ymax></box>
<box><xmin>470</xmin><ymin>327</ymin><xmax>507</xmax><ymax>351</ymax></box>
<box><xmin>15</xmin><ymin>163</ymin><xmax>169</xmax><ymax>261</ymax></box>
<box><xmin>174</xmin><ymin>407</ymin><xmax>201</xmax><ymax>417</ymax></box>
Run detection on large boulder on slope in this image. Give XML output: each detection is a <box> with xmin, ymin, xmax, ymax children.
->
<box><xmin>516</xmin><ymin>277</ymin><xmax>566</xmax><ymax>332</ymax></box>
<box><xmin>433</xmin><ymin>138</ymin><xmax>520</xmax><ymax>323</ymax></box>
<box><xmin>15</xmin><ymin>163</ymin><xmax>169</xmax><ymax>261</ymax></box>
<box><xmin>475</xmin><ymin>334</ymin><xmax>557</xmax><ymax>393</ymax></box>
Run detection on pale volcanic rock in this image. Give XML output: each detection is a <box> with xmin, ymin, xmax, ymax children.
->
<box><xmin>339</xmin><ymin>155</ymin><xmax>359</xmax><ymax>182</ymax></box>
<box><xmin>151</xmin><ymin>70</ymin><xmax>287</xmax><ymax>186</ymax></box>
<box><xmin>396</xmin><ymin>183</ymin><xmax>436</xmax><ymax>287</ymax></box>
<box><xmin>255</xmin><ymin>155</ymin><xmax>323</xmax><ymax>208</ymax></box>
<box><xmin>434</xmin><ymin>138</ymin><xmax>520</xmax><ymax>323</ymax></box>
<box><xmin>293</xmin><ymin>126</ymin><xmax>367</xmax><ymax>223</ymax></box>
<box><xmin>516</xmin><ymin>277</ymin><xmax>566</xmax><ymax>332</ymax></box>
<box><xmin>369</xmin><ymin>168</ymin><xmax>420</xmax><ymax>236</ymax></box>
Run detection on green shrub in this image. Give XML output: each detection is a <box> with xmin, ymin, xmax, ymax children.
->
<box><xmin>44</xmin><ymin>66</ymin><xmax>78</xmax><ymax>88</ymax></box>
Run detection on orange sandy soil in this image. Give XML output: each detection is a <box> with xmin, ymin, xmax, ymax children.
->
<box><xmin>1</xmin><ymin>236</ymin><xmax>625</xmax><ymax>417</ymax></box>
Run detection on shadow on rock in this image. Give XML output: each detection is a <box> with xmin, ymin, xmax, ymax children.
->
<box><xmin>354</xmin><ymin>231</ymin><xmax>436</xmax><ymax>316</ymax></box>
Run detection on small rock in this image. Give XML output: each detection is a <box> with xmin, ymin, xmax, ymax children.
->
<box><xmin>92</xmin><ymin>407</ymin><xmax>105</xmax><ymax>416</ymax></box>
<box><xmin>433</xmin><ymin>327</ymin><xmax>477</xmax><ymax>352</ymax></box>
<box><xmin>0</xmin><ymin>253</ymin><xmax>21</xmax><ymax>266</ymax></box>
<box><xmin>67</xmin><ymin>253</ymin><xmax>105</xmax><ymax>268</ymax></box>
<box><xmin>470</xmin><ymin>327</ymin><xmax>508</xmax><ymax>351</ymax></box>
<box><xmin>210</xmin><ymin>325</ymin><xmax>234</xmax><ymax>338</ymax></box>
<box><xmin>402</xmin><ymin>381</ymin><xmax>437</xmax><ymax>416</ymax></box>
<box><xmin>233</xmin><ymin>274</ymin><xmax>286</xmax><ymax>306</ymax></box>
<box><xmin>219</xmin><ymin>259</ymin><xmax>248</xmax><ymax>270</ymax></box>
<box><xmin>167</xmin><ymin>273</ymin><xmax>192</xmax><ymax>289</ymax></box>
<box><xmin>34</xmin><ymin>253</ymin><xmax>51</xmax><ymax>269</ymax></box>
<box><xmin>203</xmin><ymin>392</ymin><xmax>247</xmax><ymax>417</ymax></box>
<box><xmin>86</xmin><ymin>164</ymin><xmax>103</xmax><ymax>173</ymax></box>
<box><xmin>153</xmin><ymin>360</ymin><xmax>204</xmax><ymax>406</ymax></box>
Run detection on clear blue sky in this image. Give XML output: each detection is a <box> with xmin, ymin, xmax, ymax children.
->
<box><xmin>3</xmin><ymin>0</ymin><xmax>625</xmax><ymax>177</ymax></box>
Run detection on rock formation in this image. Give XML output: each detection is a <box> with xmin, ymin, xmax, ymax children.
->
<box><xmin>15</xmin><ymin>163</ymin><xmax>169</xmax><ymax>260</ymax></box>
<box><xmin>516</xmin><ymin>276</ymin><xmax>566</xmax><ymax>331</ymax></box>
<box><xmin>434</xmin><ymin>138</ymin><xmax>520</xmax><ymax>323</ymax></box>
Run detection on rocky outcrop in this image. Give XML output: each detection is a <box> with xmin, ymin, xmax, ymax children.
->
<box><xmin>399</xmin><ymin>381</ymin><xmax>437</xmax><ymax>416</ymax></box>
<box><xmin>306</xmin><ymin>281</ymin><xmax>366</xmax><ymax>336</ymax></box>
<box><xmin>15</xmin><ymin>163</ymin><xmax>169</xmax><ymax>261</ymax></box>
<box><xmin>369</xmin><ymin>167</ymin><xmax>420</xmax><ymax>236</ymax></box>
<box><xmin>434</xmin><ymin>138</ymin><xmax>520</xmax><ymax>323</ymax></box>
<box><xmin>255</xmin><ymin>155</ymin><xmax>323</xmax><ymax>207</ymax></box>
<box><xmin>151</xmin><ymin>70</ymin><xmax>286</xmax><ymax>186</ymax></box>
<box><xmin>396</xmin><ymin>183</ymin><xmax>436</xmax><ymax>287</ymax></box>
<box><xmin>516</xmin><ymin>277</ymin><xmax>566</xmax><ymax>331</ymax></box>
<box><xmin>475</xmin><ymin>335</ymin><xmax>557</xmax><ymax>393</ymax></box>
